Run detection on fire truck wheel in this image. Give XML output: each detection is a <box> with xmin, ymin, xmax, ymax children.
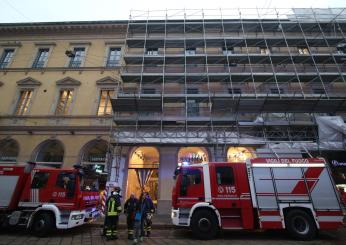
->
<box><xmin>285</xmin><ymin>209</ymin><xmax>317</xmax><ymax>240</ymax></box>
<box><xmin>32</xmin><ymin>212</ymin><xmax>55</xmax><ymax>237</ymax></box>
<box><xmin>191</xmin><ymin>209</ymin><xmax>219</xmax><ymax>240</ymax></box>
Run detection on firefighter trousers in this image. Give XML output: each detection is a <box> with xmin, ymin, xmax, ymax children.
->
<box><xmin>126</xmin><ymin>214</ymin><xmax>135</xmax><ymax>239</ymax></box>
<box><xmin>104</xmin><ymin>215</ymin><xmax>119</xmax><ymax>239</ymax></box>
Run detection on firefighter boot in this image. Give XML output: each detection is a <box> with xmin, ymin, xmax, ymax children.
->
<box><xmin>147</xmin><ymin>230</ymin><xmax>151</xmax><ymax>237</ymax></box>
<box><xmin>128</xmin><ymin>230</ymin><xmax>134</xmax><ymax>240</ymax></box>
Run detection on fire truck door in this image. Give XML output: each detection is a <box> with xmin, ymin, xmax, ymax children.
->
<box><xmin>210</xmin><ymin>165</ymin><xmax>242</xmax><ymax>228</ymax></box>
<box><xmin>177</xmin><ymin>167</ymin><xmax>204</xmax><ymax>207</ymax></box>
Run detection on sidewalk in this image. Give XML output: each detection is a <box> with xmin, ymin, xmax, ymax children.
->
<box><xmin>91</xmin><ymin>214</ymin><xmax>174</xmax><ymax>229</ymax></box>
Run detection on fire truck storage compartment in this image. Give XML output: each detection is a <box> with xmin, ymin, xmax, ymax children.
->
<box><xmin>0</xmin><ymin>175</ymin><xmax>19</xmax><ymax>208</ymax></box>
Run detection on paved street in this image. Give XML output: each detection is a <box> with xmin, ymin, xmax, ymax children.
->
<box><xmin>0</xmin><ymin>225</ymin><xmax>345</xmax><ymax>245</ymax></box>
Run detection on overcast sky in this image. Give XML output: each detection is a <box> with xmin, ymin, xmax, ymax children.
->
<box><xmin>0</xmin><ymin>0</ymin><xmax>344</xmax><ymax>23</ymax></box>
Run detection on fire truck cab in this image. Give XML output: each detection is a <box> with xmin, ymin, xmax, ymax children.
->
<box><xmin>0</xmin><ymin>163</ymin><xmax>100</xmax><ymax>236</ymax></box>
<box><xmin>171</xmin><ymin>158</ymin><xmax>345</xmax><ymax>240</ymax></box>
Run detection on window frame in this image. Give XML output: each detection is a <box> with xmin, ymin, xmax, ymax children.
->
<box><xmin>0</xmin><ymin>48</ymin><xmax>16</xmax><ymax>68</ymax></box>
<box><xmin>32</xmin><ymin>47</ymin><xmax>50</xmax><ymax>68</ymax></box>
<box><xmin>14</xmin><ymin>89</ymin><xmax>34</xmax><ymax>116</ymax></box>
<box><xmin>97</xmin><ymin>88</ymin><xmax>115</xmax><ymax>116</ymax></box>
<box><xmin>68</xmin><ymin>47</ymin><xmax>86</xmax><ymax>68</ymax></box>
<box><xmin>54</xmin><ymin>88</ymin><xmax>75</xmax><ymax>115</ymax></box>
<box><xmin>215</xmin><ymin>166</ymin><xmax>235</xmax><ymax>186</ymax></box>
<box><xmin>31</xmin><ymin>172</ymin><xmax>50</xmax><ymax>189</ymax></box>
<box><xmin>106</xmin><ymin>47</ymin><xmax>121</xmax><ymax>67</ymax></box>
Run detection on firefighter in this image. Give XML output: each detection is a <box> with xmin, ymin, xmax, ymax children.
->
<box><xmin>104</xmin><ymin>187</ymin><xmax>122</xmax><ymax>240</ymax></box>
<box><xmin>141</xmin><ymin>192</ymin><xmax>155</xmax><ymax>237</ymax></box>
<box><xmin>124</xmin><ymin>193</ymin><xmax>139</xmax><ymax>240</ymax></box>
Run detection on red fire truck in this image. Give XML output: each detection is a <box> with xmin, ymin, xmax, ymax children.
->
<box><xmin>0</xmin><ymin>162</ymin><xmax>100</xmax><ymax>236</ymax></box>
<box><xmin>171</xmin><ymin>158</ymin><xmax>345</xmax><ymax>240</ymax></box>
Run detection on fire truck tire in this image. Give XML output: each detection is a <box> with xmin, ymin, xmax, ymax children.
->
<box><xmin>191</xmin><ymin>209</ymin><xmax>219</xmax><ymax>240</ymax></box>
<box><xmin>285</xmin><ymin>209</ymin><xmax>317</xmax><ymax>240</ymax></box>
<box><xmin>32</xmin><ymin>212</ymin><xmax>55</xmax><ymax>237</ymax></box>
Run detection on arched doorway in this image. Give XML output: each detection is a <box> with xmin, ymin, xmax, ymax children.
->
<box><xmin>126</xmin><ymin>147</ymin><xmax>159</xmax><ymax>205</ymax></box>
<box><xmin>227</xmin><ymin>147</ymin><xmax>256</xmax><ymax>163</ymax></box>
<box><xmin>0</xmin><ymin>138</ymin><xmax>19</xmax><ymax>164</ymax></box>
<box><xmin>33</xmin><ymin>140</ymin><xmax>64</xmax><ymax>168</ymax></box>
<box><xmin>79</xmin><ymin>139</ymin><xmax>109</xmax><ymax>190</ymax></box>
<box><xmin>177</xmin><ymin>147</ymin><xmax>209</xmax><ymax>166</ymax></box>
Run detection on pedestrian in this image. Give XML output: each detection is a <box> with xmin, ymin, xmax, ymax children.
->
<box><xmin>133</xmin><ymin>196</ymin><xmax>143</xmax><ymax>244</ymax></box>
<box><xmin>124</xmin><ymin>193</ymin><xmax>139</xmax><ymax>240</ymax></box>
<box><xmin>141</xmin><ymin>192</ymin><xmax>155</xmax><ymax>237</ymax></box>
<box><xmin>104</xmin><ymin>187</ymin><xmax>122</xmax><ymax>240</ymax></box>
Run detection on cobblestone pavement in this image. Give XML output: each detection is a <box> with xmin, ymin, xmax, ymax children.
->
<box><xmin>0</xmin><ymin>225</ymin><xmax>345</xmax><ymax>245</ymax></box>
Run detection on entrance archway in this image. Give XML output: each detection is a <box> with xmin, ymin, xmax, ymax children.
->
<box><xmin>33</xmin><ymin>140</ymin><xmax>64</xmax><ymax>168</ymax></box>
<box><xmin>79</xmin><ymin>139</ymin><xmax>109</xmax><ymax>190</ymax></box>
<box><xmin>0</xmin><ymin>139</ymin><xmax>19</xmax><ymax>163</ymax></box>
<box><xmin>177</xmin><ymin>147</ymin><xmax>209</xmax><ymax>166</ymax></box>
<box><xmin>127</xmin><ymin>147</ymin><xmax>159</xmax><ymax>204</ymax></box>
<box><xmin>227</xmin><ymin>147</ymin><xmax>256</xmax><ymax>163</ymax></box>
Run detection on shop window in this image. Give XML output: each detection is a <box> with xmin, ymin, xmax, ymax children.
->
<box><xmin>55</xmin><ymin>89</ymin><xmax>73</xmax><ymax>115</ymax></box>
<box><xmin>216</xmin><ymin>166</ymin><xmax>234</xmax><ymax>185</ymax></box>
<box><xmin>298</xmin><ymin>47</ymin><xmax>309</xmax><ymax>55</ymax></box>
<box><xmin>97</xmin><ymin>89</ymin><xmax>114</xmax><ymax>116</ymax></box>
<box><xmin>15</xmin><ymin>90</ymin><xmax>33</xmax><ymax>115</ymax></box>
<box><xmin>68</xmin><ymin>47</ymin><xmax>85</xmax><ymax>68</ymax></box>
<box><xmin>0</xmin><ymin>48</ymin><xmax>15</xmax><ymax>68</ymax></box>
<box><xmin>106</xmin><ymin>47</ymin><xmax>121</xmax><ymax>67</ymax></box>
<box><xmin>32</xmin><ymin>48</ymin><xmax>49</xmax><ymax>68</ymax></box>
<box><xmin>31</xmin><ymin>172</ymin><xmax>50</xmax><ymax>189</ymax></box>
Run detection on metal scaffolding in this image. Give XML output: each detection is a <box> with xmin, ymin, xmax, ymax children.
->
<box><xmin>111</xmin><ymin>8</ymin><xmax>346</xmax><ymax>158</ymax></box>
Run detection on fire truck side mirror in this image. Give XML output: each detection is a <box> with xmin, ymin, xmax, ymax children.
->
<box><xmin>24</xmin><ymin>161</ymin><xmax>36</xmax><ymax>173</ymax></box>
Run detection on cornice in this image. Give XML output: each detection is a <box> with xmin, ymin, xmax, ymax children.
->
<box><xmin>16</xmin><ymin>77</ymin><xmax>42</xmax><ymax>86</ymax></box>
<box><xmin>56</xmin><ymin>76</ymin><xmax>81</xmax><ymax>86</ymax></box>
<box><xmin>96</xmin><ymin>76</ymin><xmax>120</xmax><ymax>86</ymax></box>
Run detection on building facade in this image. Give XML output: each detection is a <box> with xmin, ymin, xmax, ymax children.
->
<box><xmin>1</xmin><ymin>8</ymin><xmax>346</xmax><ymax>214</ymax></box>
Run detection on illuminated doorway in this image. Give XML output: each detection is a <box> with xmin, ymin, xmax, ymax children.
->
<box><xmin>177</xmin><ymin>147</ymin><xmax>209</xmax><ymax>166</ymax></box>
<box><xmin>126</xmin><ymin>147</ymin><xmax>159</xmax><ymax>205</ymax></box>
<box><xmin>227</xmin><ymin>147</ymin><xmax>256</xmax><ymax>163</ymax></box>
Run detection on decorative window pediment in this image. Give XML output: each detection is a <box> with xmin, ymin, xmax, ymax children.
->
<box><xmin>56</xmin><ymin>76</ymin><xmax>81</xmax><ymax>86</ymax></box>
<box><xmin>16</xmin><ymin>77</ymin><xmax>42</xmax><ymax>86</ymax></box>
<box><xmin>96</xmin><ymin>76</ymin><xmax>120</xmax><ymax>86</ymax></box>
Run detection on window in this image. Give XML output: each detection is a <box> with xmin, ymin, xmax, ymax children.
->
<box><xmin>55</xmin><ymin>89</ymin><xmax>73</xmax><ymax>115</ymax></box>
<box><xmin>187</xmin><ymin>99</ymin><xmax>199</xmax><ymax>116</ymax></box>
<box><xmin>298</xmin><ymin>47</ymin><xmax>309</xmax><ymax>55</ymax></box>
<box><xmin>56</xmin><ymin>172</ymin><xmax>76</xmax><ymax>198</ymax></box>
<box><xmin>313</xmin><ymin>88</ymin><xmax>326</xmax><ymax>94</ymax></box>
<box><xmin>15</xmin><ymin>90</ymin><xmax>33</xmax><ymax>115</ymax></box>
<box><xmin>228</xmin><ymin>88</ymin><xmax>242</xmax><ymax>94</ymax></box>
<box><xmin>223</xmin><ymin>47</ymin><xmax>234</xmax><ymax>55</ymax></box>
<box><xmin>182</xmin><ymin>168</ymin><xmax>202</xmax><ymax>186</ymax></box>
<box><xmin>185</xmin><ymin>48</ymin><xmax>196</xmax><ymax>55</ymax></box>
<box><xmin>270</xmin><ymin>88</ymin><xmax>284</xmax><ymax>94</ymax></box>
<box><xmin>68</xmin><ymin>47</ymin><xmax>85</xmax><ymax>67</ymax></box>
<box><xmin>142</xmin><ymin>88</ymin><xmax>156</xmax><ymax>94</ymax></box>
<box><xmin>216</xmin><ymin>166</ymin><xmax>234</xmax><ymax>185</ymax></box>
<box><xmin>97</xmin><ymin>89</ymin><xmax>114</xmax><ymax>116</ymax></box>
<box><xmin>31</xmin><ymin>172</ymin><xmax>50</xmax><ymax>189</ymax></box>
<box><xmin>106</xmin><ymin>47</ymin><xmax>121</xmax><ymax>67</ymax></box>
<box><xmin>0</xmin><ymin>49</ymin><xmax>15</xmax><ymax>68</ymax></box>
<box><xmin>32</xmin><ymin>48</ymin><xmax>49</xmax><ymax>68</ymax></box>
<box><xmin>260</xmin><ymin>47</ymin><xmax>270</xmax><ymax>54</ymax></box>
<box><xmin>146</xmin><ymin>48</ymin><xmax>158</xmax><ymax>55</ymax></box>
<box><xmin>187</xmin><ymin>88</ymin><xmax>199</xmax><ymax>94</ymax></box>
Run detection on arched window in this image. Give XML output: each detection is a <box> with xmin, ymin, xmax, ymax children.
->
<box><xmin>227</xmin><ymin>147</ymin><xmax>256</xmax><ymax>163</ymax></box>
<box><xmin>177</xmin><ymin>147</ymin><xmax>209</xmax><ymax>166</ymax></box>
<box><xmin>34</xmin><ymin>140</ymin><xmax>64</xmax><ymax>167</ymax></box>
<box><xmin>0</xmin><ymin>139</ymin><xmax>19</xmax><ymax>163</ymax></box>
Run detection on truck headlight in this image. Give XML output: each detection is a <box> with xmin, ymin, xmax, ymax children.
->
<box><xmin>71</xmin><ymin>214</ymin><xmax>84</xmax><ymax>220</ymax></box>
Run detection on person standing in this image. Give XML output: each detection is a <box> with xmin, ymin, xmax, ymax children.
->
<box><xmin>124</xmin><ymin>193</ymin><xmax>139</xmax><ymax>240</ymax></box>
<box><xmin>141</xmin><ymin>192</ymin><xmax>155</xmax><ymax>237</ymax></box>
<box><xmin>104</xmin><ymin>187</ymin><xmax>122</xmax><ymax>240</ymax></box>
<box><xmin>133</xmin><ymin>196</ymin><xmax>143</xmax><ymax>244</ymax></box>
